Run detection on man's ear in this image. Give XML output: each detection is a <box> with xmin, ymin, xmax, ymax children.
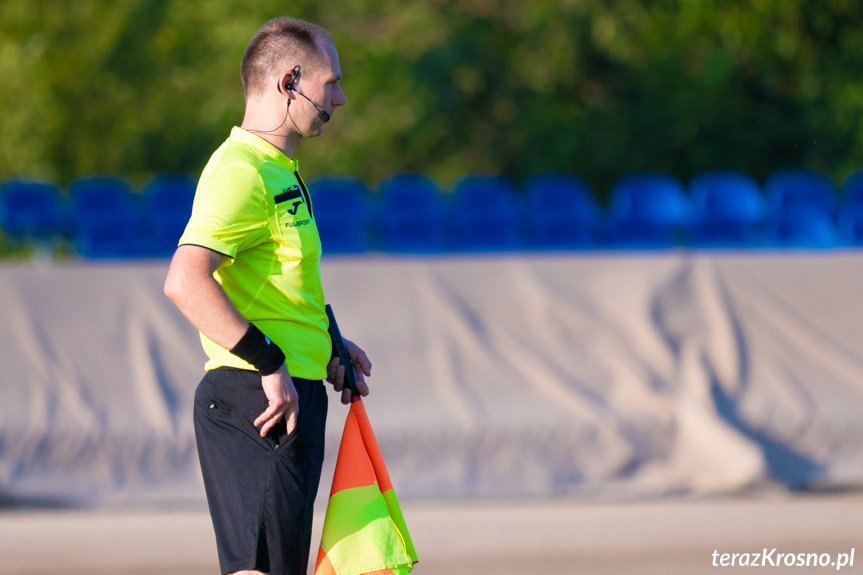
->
<box><xmin>277</xmin><ymin>76</ymin><xmax>291</xmax><ymax>96</ymax></box>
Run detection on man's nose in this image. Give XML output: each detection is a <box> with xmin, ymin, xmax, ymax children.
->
<box><xmin>333</xmin><ymin>85</ymin><xmax>346</xmax><ymax>107</ymax></box>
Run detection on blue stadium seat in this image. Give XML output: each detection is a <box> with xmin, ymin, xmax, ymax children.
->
<box><xmin>765</xmin><ymin>169</ymin><xmax>838</xmax><ymax>215</ymax></box>
<box><xmin>838</xmin><ymin>205</ymin><xmax>863</xmax><ymax>246</ymax></box>
<box><xmin>609</xmin><ymin>173</ymin><xmax>694</xmax><ymax>247</ymax></box>
<box><xmin>525</xmin><ymin>173</ymin><xmax>599</xmax><ymax>249</ymax></box>
<box><xmin>69</xmin><ymin>175</ymin><xmax>140</xmax><ymax>258</ymax></box>
<box><xmin>774</xmin><ymin>207</ymin><xmax>838</xmax><ymax>248</ymax></box>
<box><xmin>0</xmin><ymin>178</ymin><xmax>64</xmax><ymax>240</ymax></box>
<box><xmin>451</xmin><ymin>174</ymin><xmax>522</xmax><ymax>251</ymax></box>
<box><xmin>308</xmin><ymin>175</ymin><xmax>370</xmax><ymax>253</ymax></box>
<box><xmin>689</xmin><ymin>171</ymin><xmax>771</xmax><ymax>247</ymax></box>
<box><xmin>142</xmin><ymin>174</ymin><xmax>196</xmax><ymax>257</ymax></box>
<box><xmin>842</xmin><ymin>170</ymin><xmax>863</xmax><ymax>207</ymax></box>
<box><xmin>764</xmin><ymin>170</ymin><xmax>839</xmax><ymax>249</ymax></box>
<box><xmin>377</xmin><ymin>173</ymin><xmax>446</xmax><ymax>252</ymax></box>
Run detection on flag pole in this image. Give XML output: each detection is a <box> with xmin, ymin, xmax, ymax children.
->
<box><xmin>326</xmin><ymin>304</ymin><xmax>359</xmax><ymax>399</ymax></box>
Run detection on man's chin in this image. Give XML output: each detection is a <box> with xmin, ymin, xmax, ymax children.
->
<box><xmin>307</xmin><ymin>123</ymin><xmax>325</xmax><ymax>137</ymax></box>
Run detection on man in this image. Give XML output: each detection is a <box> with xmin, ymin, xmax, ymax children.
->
<box><xmin>164</xmin><ymin>17</ymin><xmax>371</xmax><ymax>575</ymax></box>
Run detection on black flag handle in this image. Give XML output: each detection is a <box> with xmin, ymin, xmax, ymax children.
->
<box><xmin>325</xmin><ymin>304</ymin><xmax>358</xmax><ymax>398</ymax></box>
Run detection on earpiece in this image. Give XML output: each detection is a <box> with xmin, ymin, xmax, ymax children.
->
<box><xmin>283</xmin><ymin>65</ymin><xmax>301</xmax><ymax>93</ymax></box>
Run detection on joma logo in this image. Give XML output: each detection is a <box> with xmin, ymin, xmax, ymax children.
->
<box><xmin>287</xmin><ymin>200</ymin><xmax>303</xmax><ymax>215</ymax></box>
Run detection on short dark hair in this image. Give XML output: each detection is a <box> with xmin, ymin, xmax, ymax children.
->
<box><xmin>241</xmin><ymin>17</ymin><xmax>333</xmax><ymax>100</ymax></box>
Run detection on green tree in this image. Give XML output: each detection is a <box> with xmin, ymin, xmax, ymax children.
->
<box><xmin>1</xmin><ymin>0</ymin><xmax>863</xmax><ymax>199</ymax></box>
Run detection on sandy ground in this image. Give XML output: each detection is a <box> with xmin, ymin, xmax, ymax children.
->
<box><xmin>1</xmin><ymin>493</ymin><xmax>861</xmax><ymax>574</ymax></box>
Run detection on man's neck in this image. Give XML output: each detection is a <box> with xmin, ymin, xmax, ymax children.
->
<box><xmin>240</xmin><ymin>104</ymin><xmax>302</xmax><ymax>158</ymax></box>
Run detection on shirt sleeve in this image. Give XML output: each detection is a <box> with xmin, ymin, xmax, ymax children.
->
<box><xmin>178</xmin><ymin>161</ymin><xmax>270</xmax><ymax>260</ymax></box>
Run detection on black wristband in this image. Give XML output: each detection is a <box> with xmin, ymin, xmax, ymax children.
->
<box><xmin>229</xmin><ymin>324</ymin><xmax>285</xmax><ymax>376</ymax></box>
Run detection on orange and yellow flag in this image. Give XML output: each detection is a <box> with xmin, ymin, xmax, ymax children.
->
<box><xmin>315</xmin><ymin>397</ymin><xmax>418</xmax><ymax>575</ymax></box>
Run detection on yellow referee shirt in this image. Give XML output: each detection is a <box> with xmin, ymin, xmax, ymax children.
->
<box><xmin>179</xmin><ymin>127</ymin><xmax>329</xmax><ymax>379</ymax></box>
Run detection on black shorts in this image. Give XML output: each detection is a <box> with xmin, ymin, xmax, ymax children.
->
<box><xmin>193</xmin><ymin>368</ymin><xmax>328</xmax><ymax>575</ymax></box>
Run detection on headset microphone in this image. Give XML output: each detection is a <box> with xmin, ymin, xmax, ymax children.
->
<box><xmin>294</xmin><ymin>90</ymin><xmax>331</xmax><ymax>123</ymax></box>
<box><xmin>285</xmin><ymin>65</ymin><xmax>331</xmax><ymax>123</ymax></box>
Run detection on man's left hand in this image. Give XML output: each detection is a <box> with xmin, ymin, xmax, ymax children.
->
<box><xmin>326</xmin><ymin>339</ymin><xmax>371</xmax><ymax>404</ymax></box>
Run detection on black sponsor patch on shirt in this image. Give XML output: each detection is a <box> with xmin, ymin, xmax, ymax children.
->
<box><xmin>274</xmin><ymin>186</ymin><xmax>303</xmax><ymax>205</ymax></box>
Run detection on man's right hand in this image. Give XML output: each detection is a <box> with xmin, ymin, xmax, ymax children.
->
<box><xmin>254</xmin><ymin>364</ymin><xmax>299</xmax><ymax>437</ymax></box>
